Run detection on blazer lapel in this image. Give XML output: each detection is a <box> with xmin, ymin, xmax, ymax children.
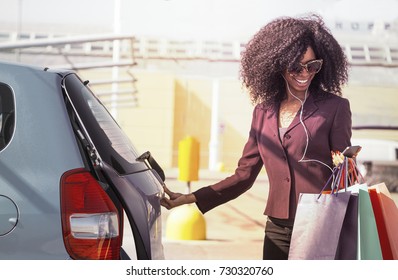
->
<box><xmin>287</xmin><ymin>94</ymin><xmax>319</xmax><ymax>132</ymax></box>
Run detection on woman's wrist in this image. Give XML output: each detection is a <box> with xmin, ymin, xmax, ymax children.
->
<box><xmin>186</xmin><ymin>193</ymin><xmax>197</xmax><ymax>204</ymax></box>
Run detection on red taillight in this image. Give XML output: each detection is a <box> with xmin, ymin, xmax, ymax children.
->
<box><xmin>60</xmin><ymin>168</ymin><xmax>121</xmax><ymax>260</ymax></box>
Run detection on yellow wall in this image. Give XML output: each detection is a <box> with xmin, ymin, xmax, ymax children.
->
<box><xmin>172</xmin><ymin>78</ymin><xmax>212</xmax><ymax>169</ymax></box>
<box><xmin>171</xmin><ymin>77</ymin><xmax>254</xmax><ymax>171</ymax></box>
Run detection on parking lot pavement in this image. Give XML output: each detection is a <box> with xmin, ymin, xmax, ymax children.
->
<box><xmin>161</xmin><ymin>169</ymin><xmax>269</xmax><ymax>260</ymax></box>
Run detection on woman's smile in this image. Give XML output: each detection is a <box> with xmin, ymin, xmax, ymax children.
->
<box><xmin>292</xmin><ymin>77</ymin><xmax>310</xmax><ymax>86</ymax></box>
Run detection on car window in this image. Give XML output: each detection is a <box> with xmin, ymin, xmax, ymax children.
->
<box><xmin>0</xmin><ymin>83</ymin><xmax>15</xmax><ymax>151</ymax></box>
<box><xmin>64</xmin><ymin>74</ymin><xmax>147</xmax><ymax>175</ymax></box>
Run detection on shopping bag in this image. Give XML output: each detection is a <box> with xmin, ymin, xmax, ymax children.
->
<box><xmin>288</xmin><ymin>191</ymin><xmax>357</xmax><ymax>260</ymax></box>
<box><xmin>368</xmin><ymin>183</ymin><xmax>398</xmax><ymax>260</ymax></box>
<box><xmin>289</xmin><ymin>155</ymin><xmax>358</xmax><ymax>260</ymax></box>
<box><xmin>342</xmin><ymin>184</ymin><xmax>383</xmax><ymax>260</ymax></box>
<box><xmin>335</xmin><ymin>192</ymin><xmax>358</xmax><ymax>260</ymax></box>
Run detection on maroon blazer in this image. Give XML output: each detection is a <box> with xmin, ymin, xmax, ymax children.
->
<box><xmin>194</xmin><ymin>91</ymin><xmax>352</xmax><ymax>220</ymax></box>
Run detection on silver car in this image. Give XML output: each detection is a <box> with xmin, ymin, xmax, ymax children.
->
<box><xmin>0</xmin><ymin>61</ymin><xmax>164</xmax><ymax>260</ymax></box>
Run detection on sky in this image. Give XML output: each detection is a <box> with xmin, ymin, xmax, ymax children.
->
<box><xmin>1</xmin><ymin>0</ymin><xmax>397</xmax><ymax>40</ymax></box>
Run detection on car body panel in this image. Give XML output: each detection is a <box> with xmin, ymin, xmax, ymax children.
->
<box><xmin>0</xmin><ymin>62</ymin><xmax>85</xmax><ymax>259</ymax></box>
<box><xmin>100</xmin><ymin>163</ymin><xmax>164</xmax><ymax>260</ymax></box>
<box><xmin>0</xmin><ymin>61</ymin><xmax>164</xmax><ymax>259</ymax></box>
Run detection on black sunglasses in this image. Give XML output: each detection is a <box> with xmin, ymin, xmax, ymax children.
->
<box><xmin>288</xmin><ymin>59</ymin><xmax>323</xmax><ymax>75</ymax></box>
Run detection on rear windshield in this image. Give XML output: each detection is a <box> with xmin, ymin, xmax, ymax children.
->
<box><xmin>64</xmin><ymin>74</ymin><xmax>146</xmax><ymax>175</ymax></box>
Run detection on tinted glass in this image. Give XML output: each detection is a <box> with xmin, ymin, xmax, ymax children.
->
<box><xmin>0</xmin><ymin>83</ymin><xmax>15</xmax><ymax>151</ymax></box>
<box><xmin>64</xmin><ymin>74</ymin><xmax>146</xmax><ymax>175</ymax></box>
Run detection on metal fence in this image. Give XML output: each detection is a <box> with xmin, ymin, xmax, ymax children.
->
<box><xmin>0</xmin><ymin>30</ymin><xmax>397</xmax><ymax>109</ymax></box>
<box><xmin>1</xmin><ymin>31</ymin><xmax>397</xmax><ymax>66</ymax></box>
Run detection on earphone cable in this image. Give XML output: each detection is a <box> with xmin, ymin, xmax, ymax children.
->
<box><xmin>285</xmin><ymin>81</ymin><xmax>334</xmax><ymax>175</ymax></box>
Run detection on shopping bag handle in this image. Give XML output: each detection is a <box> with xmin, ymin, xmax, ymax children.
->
<box><xmin>349</xmin><ymin>159</ymin><xmax>365</xmax><ymax>184</ymax></box>
<box><xmin>319</xmin><ymin>164</ymin><xmax>341</xmax><ymax>198</ymax></box>
<box><xmin>318</xmin><ymin>156</ymin><xmax>350</xmax><ymax>198</ymax></box>
<box><xmin>318</xmin><ymin>148</ymin><xmax>366</xmax><ymax>200</ymax></box>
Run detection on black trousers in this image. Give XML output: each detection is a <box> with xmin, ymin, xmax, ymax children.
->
<box><xmin>262</xmin><ymin>218</ymin><xmax>293</xmax><ymax>260</ymax></box>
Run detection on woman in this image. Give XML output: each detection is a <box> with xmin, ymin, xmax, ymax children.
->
<box><xmin>161</xmin><ymin>14</ymin><xmax>351</xmax><ymax>260</ymax></box>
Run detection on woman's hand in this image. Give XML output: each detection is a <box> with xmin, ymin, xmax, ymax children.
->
<box><xmin>331</xmin><ymin>150</ymin><xmax>345</xmax><ymax>167</ymax></box>
<box><xmin>161</xmin><ymin>185</ymin><xmax>197</xmax><ymax>210</ymax></box>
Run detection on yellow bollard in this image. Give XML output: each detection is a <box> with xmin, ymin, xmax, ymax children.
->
<box><xmin>165</xmin><ymin>136</ymin><xmax>206</xmax><ymax>240</ymax></box>
<box><xmin>166</xmin><ymin>204</ymin><xmax>206</xmax><ymax>240</ymax></box>
<box><xmin>178</xmin><ymin>136</ymin><xmax>200</xmax><ymax>183</ymax></box>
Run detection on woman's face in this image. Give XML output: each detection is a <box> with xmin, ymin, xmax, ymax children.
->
<box><xmin>282</xmin><ymin>46</ymin><xmax>321</xmax><ymax>97</ymax></box>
